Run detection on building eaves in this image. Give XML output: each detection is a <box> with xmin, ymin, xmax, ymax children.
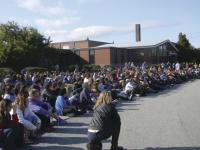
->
<box><xmin>122</xmin><ymin>40</ymin><xmax>179</xmax><ymax>51</ymax></box>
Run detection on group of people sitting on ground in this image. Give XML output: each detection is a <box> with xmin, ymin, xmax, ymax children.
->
<box><xmin>0</xmin><ymin>61</ymin><xmax>200</xmax><ymax>150</ymax></box>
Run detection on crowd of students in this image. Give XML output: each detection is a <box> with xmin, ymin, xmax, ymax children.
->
<box><xmin>0</xmin><ymin>61</ymin><xmax>200</xmax><ymax>150</ymax></box>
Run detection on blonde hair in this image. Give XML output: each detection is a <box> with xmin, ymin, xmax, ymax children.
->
<box><xmin>16</xmin><ymin>95</ymin><xmax>27</xmax><ymax>112</ymax></box>
<box><xmin>29</xmin><ymin>88</ymin><xmax>40</xmax><ymax>98</ymax></box>
<box><xmin>93</xmin><ymin>92</ymin><xmax>112</xmax><ymax>110</ymax></box>
<box><xmin>16</xmin><ymin>86</ymin><xmax>29</xmax><ymax>112</ymax></box>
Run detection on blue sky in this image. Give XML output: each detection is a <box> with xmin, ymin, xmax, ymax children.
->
<box><xmin>0</xmin><ymin>0</ymin><xmax>200</xmax><ymax>47</ymax></box>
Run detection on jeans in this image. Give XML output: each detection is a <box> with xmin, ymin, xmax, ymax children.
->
<box><xmin>35</xmin><ymin>113</ymin><xmax>50</xmax><ymax>129</ymax></box>
<box><xmin>2</xmin><ymin>123</ymin><xmax>24</xmax><ymax>150</ymax></box>
<box><xmin>88</xmin><ymin>122</ymin><xmax>121</xmax><ymax>148</ymax></box>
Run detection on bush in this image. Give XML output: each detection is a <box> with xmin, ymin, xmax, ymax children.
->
<box><xmin>0</xmin><ymin>68</ymin><xmax>15</xmax><ymax>76</ymax></box>
<box><xmin>21</xmin><ymin>67</ymin><xmax>48</xmax><ymax>73</ymax></box>
<box><xmin>82</xmin><ymin>64</ymin><xmax>101</xmax><ymax>72</ymax></box>
<box><xmin>67</xmin><ymin>65</ymin><xmax>76</xmax><ymax>72</ymax></box>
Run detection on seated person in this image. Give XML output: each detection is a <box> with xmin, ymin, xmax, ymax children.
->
<box><xmin>3</xmin><ymin>84</ymin><xmax>16</xmax><ymax>102</ymax></box>
<box><xmin>41</xmin><ymin>82</ymin><xmax>57</xmax><ymax>109</ymax></box>
<box><xmin>124</xmin><ymin>78</ymin><xmax>137</xmax><ymax>100</ymax></box>
<box><xmin>87</xmin><ymin>92</ymin><xmax>123</xmax><ymax>150</ymax></box>
<box><xmin>90</xmin><ymin>82</ymin><xmax>100</xmax><ymax>103</ymax></box>
<box><xmin>79</xmin><ymin>83</ymin><xmax>94</xmax><ymax>112</ymax></box>
<box><xmin>28</xmin><ymin>89</ymin><xmax>65</xmax><ymax>131</ymax></box>
<box><xmin>55</xmin><ymin>88</ymin><xmax>78</xmax><ymax>117</ymax></box>
<box><xmin>16</xmin><ymin>86</ymin><xmax>41</xmax><ymax>144</ymax></box>
<box><xmin>69</xmin><ymin>88</ymin><xmax>82</xmax><ymax>110</ymax></box>
<box><xmin>0</xmin><ymin>99</ymin><xmax>24</xmax><ymax>150</ymax></box>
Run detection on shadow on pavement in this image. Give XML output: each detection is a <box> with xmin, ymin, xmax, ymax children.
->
<box><xmin>134</xmin><ymin>147</ymin><xmax>200</xmax><ymax>150</ymax></box>
<box><xmin>55</xmin><ymin>127</ymin><xmax>88</xmax><ymax>134</ymax></box>
<box><xmin>33</xmin><ymin>136</ymin><xmax>88</xmax><ymax>145</ymax></box>
<box><xmin>67</xmin><ymin>122</ymin><xmax>89</xmax><ymax>127</ymax></box>
<box><xmin>21</xmin><ymin>146</ymin><xmax>84</xmax><ymax>150</ymax></box>
<box><xmin>117</xmin><ymin>108</ymin><xmax>139</xmax><ymax>112</ymax></box>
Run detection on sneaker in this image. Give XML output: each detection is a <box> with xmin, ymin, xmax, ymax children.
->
<box><xmin>135</xmin><ymin>94</ymin><xmax>140</xmax><ymax>97</ymax></box>
<box><xmin>57</xmin><ymin>118</ymin><xmax>67</xmax><ymax>126</ymax></box>
<box><xmin>44</xmin><ymin>126</ymin><xmax>55</xmax><ymax>132</ymax></box>
<box><xmin>87</xmin><ymin>143</ymin><xmax>102</xmax><ymax>150</ymax></box>
<box><xmin>24</xmin><ymin>139</ymin><xmax>34</xmax><ymax>145</ymax></box>
<box><xmin>128</xmin><ymin>95</ymin><xmax>134</xmax><ymax>101</ymax></box>
<box><xmin>110</xmin><ymin>146</ymin><xmax>124</xmax><ymax>150</ymax></box>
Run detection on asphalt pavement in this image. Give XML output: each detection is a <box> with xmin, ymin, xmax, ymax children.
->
<box><xmin>22</xmin><ymin>80</ymin><xmax>200</xmax><ymax>150</ymax></box>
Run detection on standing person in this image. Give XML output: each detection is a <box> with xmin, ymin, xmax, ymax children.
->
<box><xmin>87</xmin><ymin>92</ymin><xmax>123</xmax><ymax>150</ymax></box>
<box><xmin>0</xmin><ymin>99</ymin><xmax>24</xmax><ymax>150</ymax></box>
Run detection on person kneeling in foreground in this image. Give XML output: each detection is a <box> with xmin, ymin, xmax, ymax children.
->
<box><xmin>87</xmin><ymin>92</ymin><xmax>123</xmax><ymax>150</ymax></box>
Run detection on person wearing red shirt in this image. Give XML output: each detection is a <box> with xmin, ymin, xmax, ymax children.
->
<box><xmin>0</xmin><ymin>99</ymin><xmax>24</xmax><ymax>150</ymax></box>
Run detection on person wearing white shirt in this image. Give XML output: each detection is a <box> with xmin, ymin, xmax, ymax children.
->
<box><xmin>175</xmin><ymin>62</ymin><xmax>180</xmax><ymax>71</ymax></box>
<box><xmin>125</xmin><ymin>80</ymin><xmax>137</xmax><ymax>94</ymax></box>
<box><xmin>15</xmin><ymin>86</ymin><xmax>41</xmax><ymax>144</ymax></box>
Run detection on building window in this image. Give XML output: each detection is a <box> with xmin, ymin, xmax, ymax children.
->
<box><xmin>163</xmin><ymin>44</ymin><xmax>166</xmax><ymax>50</ymax></box>
<box><xmin>63</xmin><ymin>45</ymin><xmax>70</xmax><ymax>49</ymax></box>
<box><xmin>152</xmin><ymin>49</ymin><xmax>157</xmax><ymax>56</ymax></box>
<box><xmin>140</xmin><ymin>52</ymin><xmax>144</xmax><ymax>56</ymax></box>
<box><xmin>74</xmin><ymin>50</ymin><xmax>80</xmax><ymax>56</ymax></box>
<box><xmin>89</xmin><ymin>49</ymin><xmax>95</xmax><ymax>64</ymax></box>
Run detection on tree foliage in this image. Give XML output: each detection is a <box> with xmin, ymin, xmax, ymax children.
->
<box><xmin>177</xmin><ymin>33</ymin><xmax>200</xmax><ymax>62</ymax></box>
<box><xmin>177</xmin><ymin>32</ymin><xmax>193</xmax><ymax>50</ymax></box>
<box><xmin>0</xmin><ymin>21</ymin><xmax>50</xmax><ymax>69</ymax></box>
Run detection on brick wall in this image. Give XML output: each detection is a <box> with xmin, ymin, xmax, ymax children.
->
<box><xmin>95</xmin><ymin>48</ymin><xmax>111</xmax><ymax>65</ymax></box>
<box><xmin>80</xmin><ymin>50</ymin><xmax>89</xmax><ymax>63</ymax></box>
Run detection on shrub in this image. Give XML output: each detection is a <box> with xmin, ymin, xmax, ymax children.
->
<box><xmin>21</xmin><ymin>67</ymin><xmax>48</xmax><ymax>73</ymax></box>
<box><xmin>0</xmin><ymin>68</ymin><xmax>15</xmax><ymax>76</ymax></box>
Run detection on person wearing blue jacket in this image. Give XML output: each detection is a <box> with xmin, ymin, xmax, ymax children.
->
<box><xmin>55</xmin><ymin>88</ymin><xmax>77</xmax><ymax>117</ymax></box>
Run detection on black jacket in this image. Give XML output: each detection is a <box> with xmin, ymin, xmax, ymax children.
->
<box><xmin>89</xmin><ymin>103</ymin><xmax>121</xmax><ymax>132</ymax></box>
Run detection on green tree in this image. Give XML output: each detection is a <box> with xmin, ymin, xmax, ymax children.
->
<box><xmin>0</xmin><ymin>21</ymin><xmax>50</xmax><ymax>69</ymax></box>
<box><xmin>177</xmin><ymin>32</ymin><xmax>193</xmax><ymax>50</ymax></box>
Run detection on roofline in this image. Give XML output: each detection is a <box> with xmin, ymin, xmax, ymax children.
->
<box><xmin>123</xmin><ymin>40</ymin><xmax>179</xmax><ymax>51</ymax></box>
<box><xmin>51</xmin><ymin>39</ymin><xmax>112</xmax><ymax>45</ymax></box>
<box><xmin>72</xmin><ymin>46</ymin><xmax>115</xmax><ymax>51</ymax></box>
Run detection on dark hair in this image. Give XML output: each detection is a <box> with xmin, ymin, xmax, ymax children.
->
<box><xmin>4</xmin><ymin>84</ymin><xmax>13</xmax><ymax>94</ymax></box>
<box><xmin>59</xmin><ymin>88</ymin><xmax>67</xmax><ymax>96</ymax></box>
<box><xmin>44</xmin><ymin>82</ymin><xmax>52</xmax><ymax>90</ymax></box>
<box><xmin>14</xmin><ymin>82</ymin><xmax>22</xmax><ymax>95</ymax></box>
<box><xmin>0</xmin><ymin>99</ymin><xmax>12</xmax><ymax>123</ymax></box>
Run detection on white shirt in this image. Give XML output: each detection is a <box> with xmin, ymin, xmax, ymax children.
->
<box><xmin>16</xmin><ymin>106</ymin><xmax>41</xmax><ymax>130</ymax></box>
<box><xmin>84</xmin><ymin>77</ymin><xmax>89</xmax><ymax>83</ymax></box>
<box><xmin>175</xmin><ymin>63</ymin><xmax>180</xmax><ymax>71</ymax></box>
<box><xmin>125</xmin><ymin>82</ymin><xmax>137</xmax><ymax>93</ymax></box>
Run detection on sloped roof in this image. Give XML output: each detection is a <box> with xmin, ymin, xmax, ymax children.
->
<box><xmin>51</xmin><ymin>38</ymin><xmax>112</xmax><ymax>48</ymax></box>
<box><xmin>123</xmin><ymin>40</ymin><xmax>179</xmax><ymax>51</ymax></box>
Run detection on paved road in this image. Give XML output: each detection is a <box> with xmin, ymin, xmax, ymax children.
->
<box><xmin>22</xmin><ymin>80</ymin><xmax>200</xmax><ymax>150</ymax></box>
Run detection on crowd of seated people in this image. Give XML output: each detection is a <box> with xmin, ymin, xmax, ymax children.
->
<box><xmin>0</xmin><ymin>62</ymin><xmax>200</xmax><ymax>149</ymax></box>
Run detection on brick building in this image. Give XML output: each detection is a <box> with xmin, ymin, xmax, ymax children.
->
<box><xmin>51</xmin><ymin>38</ymin><xmax>178</xmax><ymax>66</ymax></box>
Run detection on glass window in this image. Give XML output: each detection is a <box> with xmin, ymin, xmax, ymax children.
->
<box><xmin>89</xmin><ymin>49</ymin><xmax>95</xmax><ymax>64</ymax></box>
<box><xmin>152</xmin><ymin>49</ymin><xmax>156</xmax><ymax>56</ymax></box>
<box><xmin>140</xmin><ymin>52</ymin><xmax>144</xmax><ymax>56</ymax></box>
<box><xmin>74</xmin><ymin>50</ymin><xmax>80</xmax><ymax>56</ymax></box>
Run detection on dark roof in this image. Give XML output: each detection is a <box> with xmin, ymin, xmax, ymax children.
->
<box><xmin>123</xmin><ymin>40</ymin><xmax>179</xmax><ymax>52</ymax></box>
<box><xmin>51</xmin><ymin>38</ymin><xmax>112</xmax><ymax>47</ymax></box>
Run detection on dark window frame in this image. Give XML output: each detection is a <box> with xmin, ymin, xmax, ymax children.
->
<box><xmin>89</xmin><ymin>49</ymin><xmax>95</xmax><ymax>64</ymax></box>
